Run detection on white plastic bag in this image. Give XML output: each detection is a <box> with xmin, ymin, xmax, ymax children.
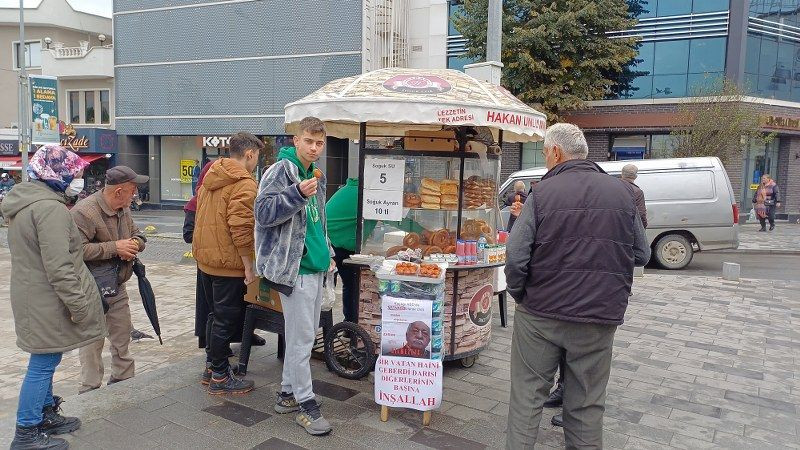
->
<box><xmin>747</xmin><ymin>208</ymin><xmax>756</xmax><ymax>223</ymax></box>
<box><xmin>321</xmin><ymin>269</ymin><xmax>337</xmax><ymax>312</ymax></box>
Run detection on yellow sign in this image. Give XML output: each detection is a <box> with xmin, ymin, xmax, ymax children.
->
<box><xmin>750</xmin><ymin>183</ymin><xmax>759</xmax><ymax>190</ymax></box>
<box><xmin>180</xmin><ymin>160</ymin><xmax>195</xmax><ymax>184</ymax></box>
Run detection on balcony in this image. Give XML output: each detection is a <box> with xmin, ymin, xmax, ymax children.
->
<box><xmin>40</xmin><ymin>43</ymin><xmax>113</xmax><ymax>80</ymax></box>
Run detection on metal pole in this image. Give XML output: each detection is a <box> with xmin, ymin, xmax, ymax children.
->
<box><xmin>487</xmin><ymin>0</ymin><xmax>501</xmax><ymax>63</ymax></box>
<box><xmin>18</xmin><ymin>0</ymin><xmax>29</xmax><ymax>181</ymax></box>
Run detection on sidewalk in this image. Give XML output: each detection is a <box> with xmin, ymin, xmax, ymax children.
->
<box><xmin>1</xmin><ymin>244</ymin><xmax>799</xmax><ymax>449</ymax></box>
<box><xmin>737</xmin><ymin>221</ymin><xmax>800</xmax><ymax>253</ymax></box>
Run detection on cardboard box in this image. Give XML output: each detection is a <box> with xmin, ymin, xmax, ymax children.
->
<box><xmin>404</xmin><ymin>130</ymin><xmax>458</xmax><ymax>152</ymax></box>
<box><xmin>244</xmin><ymin>278</ymin><xmax>283</xmax><ymax>312</ymax></box>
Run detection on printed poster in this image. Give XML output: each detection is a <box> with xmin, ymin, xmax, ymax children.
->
<box><xmin>374</xmin><ymin>356</ymin><xmax>443</xmax><ymax>411</ymax></box>
<box><xmin>29</xmin><ymin>75</ymin><xmax>59</xmax><ymax>144</ymax></box>
<box><xmin>380</xmin><ymin>296</ymin><xmax>432</xmax><ymax>359</ymax></box>
<box><xmin>180</xmin><ymin>159</ymin><xmax>195</xmax><ymax>184</ymax></box>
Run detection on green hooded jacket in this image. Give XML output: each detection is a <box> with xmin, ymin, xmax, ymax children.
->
<box><xmin>278</xmin><ymin>147</ymin><xmax>330</xmax><ymax>274</ymax></box>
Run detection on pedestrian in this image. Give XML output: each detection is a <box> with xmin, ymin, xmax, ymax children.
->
<box><xmin>753</xmin><ymin>174</ymin><xmax>780</xmax><ymax>231</ymax></box>
<box><xmin>192</xmin><ymin>132</ymin><xmax>262</xmax><ymax>394</ymax></box>
<box><xmin>71</xmin><ymin>165</ymin><xmax>149</xmax><ymax>394</ymax></box>
<box><xmin>0</xmin><ymin>172</ymin><xmax>16</xmax><ymax>192</ymax></box>
<box><xmin>3</xmin><ymin>145</ymin><xmax>106</xmax><ymax>449</ymax></box>
<box><xmin>505</xmin><ymin>123</ymin><xmax>650</xmax><ymax>449</ymax></box>
<box><xmin>620</xmin><ymin>164</ymin><xmax>648</xmax><ymax>228</ymax></box>
<box><xmin>192</xmin><ymin>159</ymin><xmax>201</xmax><ymax>196</ymax></box>
<box><xmin>505</xmin><ymin>180</ymin><xmax>528</xmax><ymax>231</ymax></box>
<box><xmin>255</xmin><ymin>116</ymin><xmax>334</xmax><ymax>436</ymax></box>
<box><xmin>184</xmin><ymin>160</ymin><xmax>265</xmax><ymax>355</ymax></box>
<box><xmin>325</xmin><ymin>177</ymin><xmax>361</xmax><ymax>323</ymax></box>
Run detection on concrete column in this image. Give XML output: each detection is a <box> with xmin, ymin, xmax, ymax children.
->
<box><xmin>725</xmin><ymin>0</ymin><xmax>749</xmax><ymax>88</ymax></box>
<box><xmin>785</xmin><ymin>136</ymin><xmax>800</xmax><ymax>222</ymax></box>
<box><xmin>147</xmin><ymin>135</ymin><xmax>161</xmax><ymax>204</ymax></box>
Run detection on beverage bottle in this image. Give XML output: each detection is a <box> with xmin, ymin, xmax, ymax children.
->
<box><xmin>456</xmin><ymin>240</ymin><xmax>466</xmax><ymax>265</ymax></box>
<box><xmin>477</xmin><ymin>235</ymin><xmax>488</xmax><ymax>264</ymax></box>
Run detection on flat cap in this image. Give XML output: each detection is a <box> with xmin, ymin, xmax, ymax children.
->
<box><xmin>106</xmin><ymin>165</ymin><xmax>149</xmax><ymax>185</ymax></box>
<box><xmin>621</xmin><ymin>164</ymin><xmax>639</xmax><ymax>180</ymax></box>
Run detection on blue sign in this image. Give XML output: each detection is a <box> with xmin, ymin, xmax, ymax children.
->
<box><xmin>613</xmin><ymin>146</ymin><xmax>645</xmax><ymax>161</ymax></box>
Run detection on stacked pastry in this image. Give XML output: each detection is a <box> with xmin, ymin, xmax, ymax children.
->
<box><xmin>420</xmin><ymin>178</ymin><xmax>441</xmax><ymax>209</ymax></box>
<box><xmin>403</xmin><ymin>192</ymin><xmax>421</xmax><ymax>208</ymax></box>
<box><xmin>481</xmin><ymin>179</ymin><xmax>497</xmax><ymax>207</ymax></box>
<box><xmin>464</xmin><ymin>176</ymin><xmax>485</xmax><ymax>209</ymax></box>
<box><xmin>440</xmin><ymin>179</ymin><xmax>458</xmax><ymax>209</ymax></box>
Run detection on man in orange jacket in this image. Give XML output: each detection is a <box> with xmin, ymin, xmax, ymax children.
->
<box><xmin>193</xmin><ymin>132</ymin><xmax>263</xmax><ymax>395</ymax></box>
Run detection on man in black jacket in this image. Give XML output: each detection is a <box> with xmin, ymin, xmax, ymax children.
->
<box><xmin>505</xmin><ymin>123</ymin><xmax>650</xmax><ymax>449</ymax></box>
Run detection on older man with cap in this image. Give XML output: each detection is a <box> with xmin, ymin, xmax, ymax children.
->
<box><xmin>621</xmin><ymin>164</ymin><xmax>648</xmax><ymax>228</ymax></box>
<box><xmin>71</xmin><ymin>165</ymin><xmax>149</xmax><ymax>393</ymax></box>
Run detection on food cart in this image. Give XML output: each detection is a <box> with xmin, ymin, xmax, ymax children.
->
<box><xmin>283</xmin><ymin>67</ymin><xmax>546</xmax><ymax>375</ymax></box>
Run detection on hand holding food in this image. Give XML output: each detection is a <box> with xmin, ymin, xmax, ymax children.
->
<box><xmin>313</xmin><ymin>168</ymin><xmax>323</xmax><ymax>179</ymax></box>
<box><xmin>299</xmin><ymin>178</ymin><xmax>318</xmax><ymax>197</ymax></box>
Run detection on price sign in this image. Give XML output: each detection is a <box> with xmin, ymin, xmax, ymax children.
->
<box><xmin>363</xmin><ymin>189</ymin><xmax>403</xmax><ymax>222</ymax></box>
<box><xmin>180</xmin><ymin>160</ymin><xmax>195</xmax><ymax>184</ymax></box>
<box><xmin>363</xmin><ymin>157</ymin><xmax>405</xmax><ymax>191</ymax></box>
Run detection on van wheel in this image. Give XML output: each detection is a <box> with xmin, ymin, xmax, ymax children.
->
<box><xmin>654</xmin><ymin>234</ymin><xmax>693</xmax><ymax>270</ymax></box>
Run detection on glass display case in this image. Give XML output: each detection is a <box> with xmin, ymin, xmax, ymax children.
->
<box><xmin>357</xmin><ymin>149</ymin><xmax>501</xmax><ymax>258</ymax></box>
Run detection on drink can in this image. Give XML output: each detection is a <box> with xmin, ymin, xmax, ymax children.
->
<box><xmin>378</xmin><ymin>279</ymin><xmax>389</xmax><ymax>293</ymax></box>
<box><xmin>390</xmin><ymin>280</ymin><xmax>401</xmax><ymax>293</ymax></box>
<box><xmin>498</xmin><ymin>230</ymin><xmax>509</xmax><ymax>244</ymax></box>
<box><xmin>467</xmin><ymin>241</ymin><xmax>477</xmax><ymax>264</ymax></box>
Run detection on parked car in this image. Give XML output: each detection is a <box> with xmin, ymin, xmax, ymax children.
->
<box><xmin>499</xmin><ymin>157</ymin><xmax>740</xmax><ymax>269</ymax></box>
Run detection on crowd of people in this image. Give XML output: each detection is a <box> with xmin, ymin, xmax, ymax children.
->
<box><xmin>4</xmin><ymin>120</ymin><xmax>785</xmax><ymax>449</ymax></box>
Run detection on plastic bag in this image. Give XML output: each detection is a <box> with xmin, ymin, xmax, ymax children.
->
<box><xmin>321</xmin><ymin>269</ymin><xmax>337</xmax><ymax>311</ymax></box>
<box><xmin>748</xmin><ymin>208</ymin><xmax>756</xmax><ymax>223</ymax></box>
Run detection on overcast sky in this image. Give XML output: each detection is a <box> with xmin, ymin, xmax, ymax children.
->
<box><xmin>0</xmin><ymin>0</ymin><xmax>112</xmax><ymax>17</ymax></box>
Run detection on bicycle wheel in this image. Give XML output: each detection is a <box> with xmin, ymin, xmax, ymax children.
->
<box><xmin>324</xmin><ymin>322</ymin><xmax>376</xmax><ymax>380</ymax></box>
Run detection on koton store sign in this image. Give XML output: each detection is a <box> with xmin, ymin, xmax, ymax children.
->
<box><xmin>201</xmin><ymin>136</ymin><xmax>231</xmax><ymax>148</ymax></box>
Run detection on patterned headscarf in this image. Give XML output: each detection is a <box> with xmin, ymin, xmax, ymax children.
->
<box><xmin>27</xmin><ymin>144</ymin><xmax>89</xmax><ymax>193</ymax></box>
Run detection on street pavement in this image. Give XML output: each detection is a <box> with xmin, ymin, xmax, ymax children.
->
<box><xmin>0</xmin><ymin>211</ymin><xmax>798</xmax><ymax>448</ymax></box>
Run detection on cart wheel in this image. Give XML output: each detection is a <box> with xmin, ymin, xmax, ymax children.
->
<box><xmin>460</xmin><ymin>355</ymin><xmax>478</xmax><ymax>368</ymax></box>
<box><xmin>324</xmin><ymin>322</ymin><xmax>376</xmax><ymax>380</ymax></box>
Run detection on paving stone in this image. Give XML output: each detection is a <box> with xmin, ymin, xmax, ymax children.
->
<box><xmin>724</xmin><ymin>390</ymin><xmax>798</xmax><ymax>414</ymax></box>
<box><xmin>650</xmin><ymin>394</ymin><xmax>722</xmax><ymax>418</ymax></box>
<box><xmin>252</xmin><ymin>437</ymin><xmax>308</xmax><ymax>450</ymax></box>
<box><xmin>138</xmin><ymin>395</ymin><xmax>178</xmax><ymax>412</ymax></box>
<box><xmin>702</xmin><ymin>362</ymin><xmax>764</xmax><ymax>380</ymax></box>
<box><xmin>203</xmin><ymin>401</ymin><xmax>271</xmax><ymax>427</ymax></box>
<box><xmin>685</xmin><ymin>341</ymin><xmax>738</xmax><ymax>355</ymax></box>
<box><xmin>603</xmin><ymin>417</ymin><xmax>674</xmax><ymax>445</ymax></box>
<box><xmin>713</xmin><ymin>431</ymin><xmax>796</xmax><ymax>450</ymax></box>
<box><xmin>638</xmin><ymin>414</ymin><xmax>715</xmax><ymax>442</ymax></box>
<box><xmin>312</xmin><ymin>379</ymin><xmax>359</xmax><ymax>401</ymax></box>
<box><xmin>142</xmin><ymin>422</ymin><xmax>227</xmax><ymax>449</ymax></box>
<box><xmin>409</xmin><ymin>426</ymin><xmax>487</xmax><ymax>449</ymax></box>
<box><xmin>622</xmin><ymin>436</ymin><xmax>677</xmax><ymax>450</ymax></box>
<box><xmin>442</xmin><ymin>388</ymin><xmax>500</xmax><ymax>412</ymax></box>
<box><xmin>155</xmin><ymin>401</ymin><xmax>220</xmax><ymax>431</ymax></box>
<box><xmin>106</xmin><ymin>406</ymin><xmax>170</xmax><ymax>435</ymax></box>
<box><xmin>79</xmin><ymin>422</ymin><xmax>161</xmax><ymax>450</ymax></box>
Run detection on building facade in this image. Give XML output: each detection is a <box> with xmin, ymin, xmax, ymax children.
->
<box><xmin>562</xmin><ymin>0</ymin><xmax>800</xmax><ymax>221</ymax></box>
<box><xmin>0</xmin><ymin>0</ymin><xmax>117</xmax><ymax>184</ymax></box>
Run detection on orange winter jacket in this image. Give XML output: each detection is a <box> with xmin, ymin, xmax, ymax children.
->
<box><xmin>192</xmin><ymin>158</ymin><xmax>257</xmax><ymax>277</ymax></box>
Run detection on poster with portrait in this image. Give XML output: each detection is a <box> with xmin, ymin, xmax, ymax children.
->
<box><xmin>380</xmin><ymin>296</ymin><xmax>432</xmax><ymax>359</ymax></box>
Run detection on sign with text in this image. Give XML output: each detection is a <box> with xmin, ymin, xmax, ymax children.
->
<box><xmin>30</xmin><ymin>75</ymin><xmax>59</xmax><ymax>144</ymax></box>
<box><xmin>180</xmin><ymin>160</ymin><xmax>195</xmax><ymax>184</ymax></box>
<box><xmin>362</xmin><ymin>189</ymin><xmax>403</xmax><ymax>221</ymax></box>
<box><xmin>0</xmin><ymin>139</ymin><xmax>19</xmax><ymax>156</ymax></box>
<box><xmin>374</xmin><ymin>356</ymin><xmax>442</xmax><ymax>411</ymax></box>
<box><xmin>362</xmin><ymin>156</ymin><xmax>405</xmax><ymax>222</ymax></box>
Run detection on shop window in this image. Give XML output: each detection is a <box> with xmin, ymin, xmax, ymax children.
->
<box><xmin>85</xmin><ymin>91</ymin><xmax>95</xmax><ymax>124</ymax></box>
<box><xmin>69</xmin><ymin>91</ymin><xmax>80</xmax><ymax>123</ymax></box>
<box><xmin>13</xmin><ymin>41</ymin><xmax>41</xmax><ymax>69</ymax></box>
<box><xmin>612</xmin><ymin>135</ymin><xmax>647</xmax><ymax>160</ymax></box>
<box><xmin>160</xmin><ymin>136</ymin><xmax>202</xmax><ymax>201</ymax></box>
<box><xmin>100</xmin><ymin>90</ymin><xmax>110</xmax><ymax>124</ymax></box>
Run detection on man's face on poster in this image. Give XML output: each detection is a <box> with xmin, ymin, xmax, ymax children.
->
<box><xmin>406</xmin><ymin>321</ymin><xmax>431</xmax><ymax>351</ymax></box>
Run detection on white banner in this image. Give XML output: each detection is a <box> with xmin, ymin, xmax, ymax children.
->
<box><xmin>374</xmin><ymin>356</ymin><xmax>443</xmax><ymax>411</ymax></box>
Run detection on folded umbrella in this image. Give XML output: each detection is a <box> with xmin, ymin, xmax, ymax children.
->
<box><xmin>132</xmin><ymin>258</ymin><xmax>163</xmax><ymax>345</ymax></box>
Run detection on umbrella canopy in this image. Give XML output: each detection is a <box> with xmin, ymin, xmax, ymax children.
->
<box><xmin>132</xmin><ymin>259</ymin><xmax>163</xmax><ymax>345</ymax></box>
<box><xmin>285</xmin><ymin>68</ymin><xmax>546</xmax><ymax>143</ymax></box>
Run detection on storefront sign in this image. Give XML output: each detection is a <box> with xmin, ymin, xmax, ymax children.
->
<box><xmin>30</xmin><ymin>75</ymin><xmax>59</xmax><ymax>144</ymax></box>
<box><xmin>0</xmin><ymin>139</ymin><xmax>19</xmax><ymax>156</ymax></box>
<box><xmin>468</xmin><ymin>284</ymin><xmax>493</xmax><ymax>327</ymax></box>
<box><xmin>201</xmin><ymin>136</ymin><xmax>231</xmax><ymax>148</ymax></box>
<box><xmin>761</xmin><ymin>115</ymin><xmax>800</xmax><ymax>130</ymax></box>
<box><xmin>180</xmin><ymin>160</ymin><xmax>196</xmax><ymax>184</ymax></box>
<box><xmin>750</xmin><ymin>183</ymin><xmax>759</xmax><ymax>190</ymax></box>
<box><xmin>362</xmin><ymin>156</ymin><xmax>404</xmax><ymax>222</ymax></box>
<box><xmin>59</xmin><ymin>124</ymin><xmax>89</xmax><ymax>152</ymax></box>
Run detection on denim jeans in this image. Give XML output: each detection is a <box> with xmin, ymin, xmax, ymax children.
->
<box><xmin>17</xmin><ymin>353</ymin><xmax>62</xmax><ymax>427</ymax></box>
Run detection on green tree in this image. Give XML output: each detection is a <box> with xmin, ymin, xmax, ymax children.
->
<box><xmin>670</xmin><ymin>77</ymin><xmax>775</xmax><ymax>165</ymax></box>
<box><xmin>454</xmin><ymin>0</ymin><xmax>639</xmax><ymax>121</ymax></box>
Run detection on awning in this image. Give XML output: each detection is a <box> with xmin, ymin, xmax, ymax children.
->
<box><xmin>0</xmin><ymin>156</ymin><xmax>22</xmax><ymax>171</ymax></box>
<box><xmin>80</xmin><ymin>154</ymin><xmax>106</xmax><ymax>164</ymax></box>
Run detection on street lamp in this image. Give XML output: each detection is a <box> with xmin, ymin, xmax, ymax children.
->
<box><xmin>98</xmin><ymin>34</ymin><xmax>106</xmax><ymax>45</ymax></box>
<box><xmin>44</xmin><ymin>37</ymin><xmax>51</xmax><ymax>49</ymax></box>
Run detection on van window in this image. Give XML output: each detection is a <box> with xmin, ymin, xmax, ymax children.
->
<box><xmin>636</xmin><ymin>170</ymin><xmax>716</xmax><ymax>201</ymax></box>
<box><xmin>501</xmin><ymin>178</ymin><xmax>539</xmax><ymax>205</ymax></box>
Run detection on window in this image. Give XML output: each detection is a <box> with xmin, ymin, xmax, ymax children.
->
<box><xmin>688</xmin><ymin>37</ymin><xmax>726</xmax><ymax>73</ymax></box>
<box><xmin>636</xmin><ymin>171</ymin><xmax>715</xmax><ymax>201</ymax></box>
<box><xmin>657</xmin><ymin>0</ymin><xmax>692</xmax><ymax>16</ymax></box>
<box><xmin>692</xmin><ymin>0</ymin><xmax>728</xmax><ymax>13</ymax></box>
<box><xmin>100</xmin><ymin>90</ymin><xmax>110</xmax><ymax>124</ymax></box>
<box><xmin>448</xmin><ymin>1</ymin><xmax>463</xmax><ymax>36</ymax></box>
<box><xmin>650</xmin><ymin>135</ymin><xmax>680</xmax><ymax>159</ymax></box>
<box><xmin>84</xmin><ymin>91</ymin><xmax>95</xmax><ymax>124</ymax></box>
<box><xmin>13</xmin><ymin>41</ymin><xmax>41</xmax><ymax>69</ymax></box>
<box><xmin>520</xmin><ymin>141</ymin><xmax>545</xmax><ymax>169</ymax></box>
<box><xmin>653</xmin><ymin>40</ymin><xmax>690</xmax><ymax>75</ymax></box>
<box><xmin>69</xmin><ymin>91</ymin><xmax>80</xmax><ymax>123</ymax></box>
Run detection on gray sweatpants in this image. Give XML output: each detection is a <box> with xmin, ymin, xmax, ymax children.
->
<box><xmin>506</xmin><ymin>306</ymin><xmax>617</xmax><ymax>450</ymax></box>
<box><xmin>280</xmin><ymin>272</ymin><xmax>324</xmax><ymax>404</ymax></box>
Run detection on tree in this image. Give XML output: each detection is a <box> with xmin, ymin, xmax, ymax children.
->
<box><xmin>453</xmin><ymin>0</ymin><xmax>639</xmax><ymax>120</ymax></box>
<box><xmin>669</xmin><ymin>77</ymin><xmax>775</xmax><ymax>166</ymax></box>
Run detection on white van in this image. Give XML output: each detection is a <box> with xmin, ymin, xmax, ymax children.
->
<box><xmin>499</xmin><ymin>157</ymin><xmax>740</xmax><ymax>269</ymax></box>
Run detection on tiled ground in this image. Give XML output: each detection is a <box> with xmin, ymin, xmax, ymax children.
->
<box><xmin>737</xmin><ymin>222</ymin><xmax>800</xmax><ymax>253</ymax></box>
<box><xmin>1</xmin><ymin>240</ymin><xmax>799</xmax><ymax>448</ymax></box>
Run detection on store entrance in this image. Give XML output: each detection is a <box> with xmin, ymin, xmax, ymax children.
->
<box><xmin>202</xmin><ymin>147</ymin><xmax>228</xmax><ymax>167</ymax></box>
<box><xmin>741</xmin><ymin>138</ymin><xmax>779</xmax><ymax>207</ymax></box>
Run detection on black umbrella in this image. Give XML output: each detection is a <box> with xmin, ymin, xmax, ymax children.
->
<box><xmin>132</xmin><ymin>258</ymin><xmax>163</xmax><ymax>345</ymax></box>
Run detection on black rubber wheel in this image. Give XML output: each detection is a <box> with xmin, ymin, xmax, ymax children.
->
<box><xmin>653</xmin><ymin>234</ymin><xmax>693</xmax><ymax>270</ymax></box>
<box><xmin>324</xmin><ymin>322</ymin><xmax>376</xmax><ymax>380</ymax></box>
<box><xmin>460</xmin><ymin>355</ymin><xmax>478</xmax><ymax>368</ymax></box>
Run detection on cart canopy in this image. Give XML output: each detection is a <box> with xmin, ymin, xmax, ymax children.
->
<box><xmin>285</xmin><ymin>68</ymin><xmax>546</xmax><ymax>143</ymax></box>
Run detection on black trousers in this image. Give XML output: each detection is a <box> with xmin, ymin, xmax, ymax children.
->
<box><xmin>332</xmin><ymin>246</ymin><xmax>358</xmax><ymax>323</ymax></box>
<box><xmin>759</xmin><ymin>206</ymin><xmax>776</xmax><ymax>229</ymax></box>
<box><xmin>198</xmin><ymin>270</ymin><xmax>246</xmax><ymax>373</ymax></box>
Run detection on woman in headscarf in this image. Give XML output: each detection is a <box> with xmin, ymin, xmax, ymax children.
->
<box><xmin>752</xmin><ymin>174</ymin><xmax>781</xmax><ymax>231</ymax></box>
<box><xmin>2</xmin><ymin>145</ymin><xmax>106</xmax><ymax>450</ymax></box>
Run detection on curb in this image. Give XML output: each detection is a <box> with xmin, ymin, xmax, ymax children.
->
<box><xmin>715</xmin><ymin>249</ymin><xmax>800</xmax><ymax>256</ymax></box>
